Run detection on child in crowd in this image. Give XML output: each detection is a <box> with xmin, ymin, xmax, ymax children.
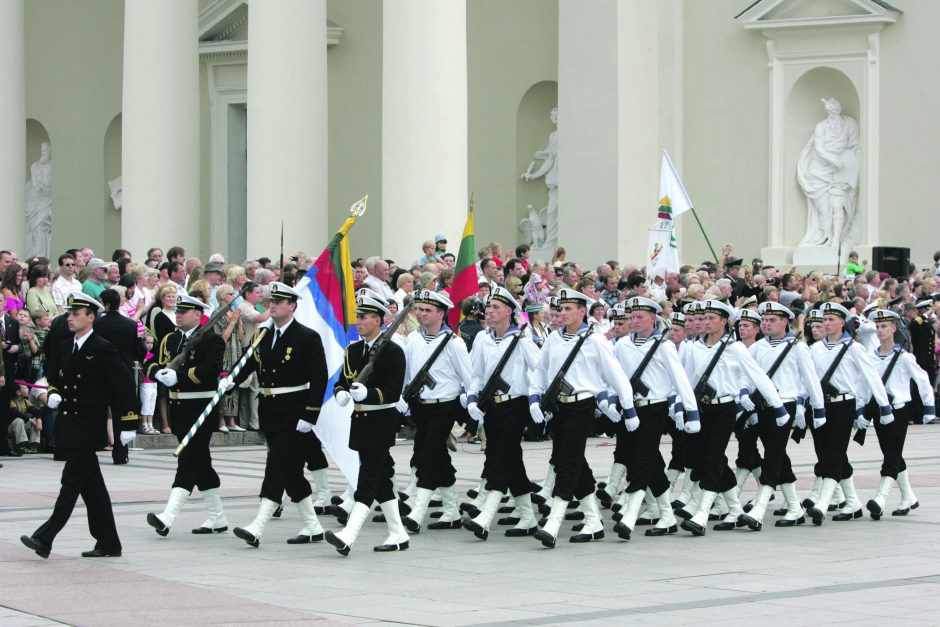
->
<box><xmin>140</xmin><ymin>331</ymin><xmax>158</xmax><ymax>434</ymax></box>
<box><xmin>9</xmin><ymin>383</ymin><xmax>42</xmax><ymax>455</ymax></box>
<box><xmin>29</xmin><ymin>310</ymin><xmax>50</xmax><ymax>379</ymax></box>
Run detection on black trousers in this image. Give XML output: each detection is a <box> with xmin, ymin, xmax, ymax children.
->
<box><xmin>874</xmin><ymin>404</ymin><xmax>910</xmax><ymax>478</ymax></box>
<box><xmin>259</xmin><ymin>426</ymin><xmax>312</xmax><ymax>503</ymax></box>
<box><xmin>483</xmin><ymin>397</ymin><xmax>531</xmax><ymax>496</ymax></box>
<box><xmin>354</xmin><ymin>447</ymin><xmax>395</xmax><ymax>505</ymax></box>
<box><xmin>624</xmin><ymin>402</ymin><xmax>670</xmax><ymax>495</ymax></box>
<box><xmin>171</xmin><ymin>411</ymin><xmax>220</xmax><ymax>492</ymax></box>
<box><xmin>550</xmin><ymin>398</ymin><xmax>596</xmax><ymax>501</ymax></box>
<box><xmin>695</xmin><ymin>402</ymin><xmax>738</xmax><ymax>494</ymax></box>
<box><xmin>734</xmin><ymin>416</ymin><xmax>762</xmax><ymax>471</ymax></box>
<box><xmin>755</xmin><ymin>402</ymin><xmax>796</xmax><ymax>487</ymax></box>
<box><xmin>665</xmin><ymin>419</ymin><xmax>687</xmax><ymax>472</ymax></box>
<box><xmin>813</xmin><ymin>398</ymin><xmax>855</xmax><ymax>481</ymax></box>
<box><xmin>33</xmin><ymin>449</ymin><xmax>121</xmax><ymax>551</ymax></box>
<box><xmin>612</xmin><ymin>419</ymin><xmax>631</xmax><ymax>465</ymax></box>
<box><xmin>304</xmin><ymin>430</ymin><xmax>328</xmax><ymax>472</ymax></box>
<box><xmin>411</xmin><ymin>400</ymin><xmax>460</xmax><ymax>490</ymax></box>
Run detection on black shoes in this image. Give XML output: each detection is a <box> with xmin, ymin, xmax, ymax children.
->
<box><xmin>81</xmin><ymin>548</ymin><xmax>122</xmax><ymax>558</ymax></box>
<box><xmin>21</xmin><ymin>535</ymin><xmax>50</xmax><ymax>559</ymax></box>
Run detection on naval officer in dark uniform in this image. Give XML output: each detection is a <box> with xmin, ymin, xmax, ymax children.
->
<box><xmin>21</xmin><ymin>292</ymin><xmax>138</xmax><ymax>559</ymax></box>
<box><xmin>145</xmin><ymin>293</ymin><xmax>228</xmax><ymax>537</ymax></box>
<box><xmin>223</xmin><ymin>282</ymin><xmax>329</xmax><ymax>547</ymax></box>
<box><xmin>325</xmin><ymin>294</ymin><xmax>410</xmax><ymax>555</ymax></box>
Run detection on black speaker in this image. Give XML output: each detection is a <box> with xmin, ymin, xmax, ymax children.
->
<box><xmin>871</xmin><ymin>246</ymin><xmax>910</xmax><ymax>279</ymax></box>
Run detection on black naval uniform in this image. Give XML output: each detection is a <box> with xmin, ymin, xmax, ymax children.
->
<box><xmin>94</xmin><ymin>309</ymin><xmax>144</xmax><ymax>464</ymax></box>
<box><xmin>233</xmin><ymin>320</ymin><xmax>328</xmax><ymax>504</ymax></box>
<box><xmin>29</xmin><ymin>332</ymin><xmax>138</xmax><ymax>554</ymax></box>
<box><xmin>334</xmin><ymin>336</ymin><xmax>406</xmax><ymax>506</ymax></box>
<box><xmin>145</xmin><ymin>328</ymin><xmax>225</xmax><ymax>492</ymax></box>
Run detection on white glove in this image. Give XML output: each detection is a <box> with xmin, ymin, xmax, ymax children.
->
<box><xmin>739</xmin><ymin>395</ymin><xmax>756</xmax><ymax>412</ymax></box>
<box><xmin>597</xmin><ymin>397</ymin><xmax>609</xmax><ymax>413</ymax></box>
<box><xmin>674</xmin><ymin>411</ymin><xmax>685</xmax><ymax>431</ymax></box>
<box><xmin>684</xmin><ymin>420</ymin><xmax>701</xmax><ymax>434</ymax></box>
<box><xmin>854</xmin><ymin>416</ymin><xmax>871</xmax><ymax>430</ymax></box>
<box><xmin>879</xmin><ymin>412</ymin><xmax>894</xmax><ymax>425</ymax></box>
<box><xmin>296</xmin><ymin>419</ymin><xmax>314</xmax><ymax>433</ymax></box>
<box><xmin>335</xmin><ymin>390</ymin><xmax>352</xmax><ymax>407</ymax></box>
<box><xmin>544</xmin><ymin>411</ymin><xmax>554</xmax><ymax>423</ymax></box>
<box><xmin>155</xmin><ymin>368</ymin><xmax>178</xmax><ymax>387</ymax></box>
<box><xmin>350</xmin><ymin>382</ymin><xmax>367</xmax><ymax>402</ymax></box>
<box><xmin>925</xmin><ymin>414</ymin><xmax>937</xmax><ymax>424</ymax></box>
<box><xmin>794</xmin><ymin>412</ymin><xmax>807</xmax><ymax>430</ymax></box>
<box><xmin>624</xmin><ymin>416</ymin><xmax>640</xmax><ymax>432</ymax></box>
<box><xmin>467</xmin><ymin>402</ymin><xmax>485</xmax><ymax>423</ymax></box>
<box><xmin>530</xmin><ymin>403</ymin><xmax>546</xmax><ymax>424</ymax></box>
<box><xmin>395</xmin><ymin>398</ymin><xmax>410</xmax><ymax>415</ymax></box>
<box><xmin>746</xmin><ymin>414</ymin><xmax>758</xmax><ymax>428</ymax></box>
<box><xmin>459</xmin><ymin>392</ymin><xmax>468</xmax><ymax>409</ymax></box>
<box><xmin>795</xmin><ymin>403</ymin><xmax>806</xmax><ymax>423</ymax></box>
<box><xmin>119</xmin><ymin>431</ymin><xmax>136</xmax><ymax>446</ymax></box>
<box><xmin>603</xmin><ymin>402</ymin><xmax>621</xmax><ymax>423</ymax></box>
<box><xmin>217</xmin><ymin>376</ymin><xmax>235</xmax><ymax>393</ymax></box>
<box><xmin>47</xmin><ymin>393</ymin><xmax>62</xmax><ymax>409</ymax></box>
<box><xmin>813</xmin><ymin>417</ymin><xmax>826</xmax><ymax>429</ymax></box>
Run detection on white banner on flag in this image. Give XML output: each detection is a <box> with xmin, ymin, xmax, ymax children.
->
<box><xmin>648</xmin><ymin>226</ymin><xmax>679</xmax><ymax>279</ymax></box>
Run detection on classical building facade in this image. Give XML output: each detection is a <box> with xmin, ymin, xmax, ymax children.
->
<box><xmin>2</xmin><ymin>0</ymin><xmax>935</xmax><ymax>271</ymax></box>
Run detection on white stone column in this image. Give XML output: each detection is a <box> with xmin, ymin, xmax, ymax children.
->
<box><xmin>0</xmin><ymin>0</ymin><xmax>26</xmax><ymax>256</ymax></box>
<box><xmin>247</xmin><ymin>0</ymin><xmax>328</xmax><ymax>260</ymax></box>
<box><xmin>122</xmin><ymin>0</ymin><xmax>200</xmax><ymax>259</ymax></box>
<box><xmin>558</xmin><ymin>0</ymin><xmax>661</xmax><ymax>267</ymax></box>
<box><xmin>382</xmin><ymin>0</ymin><xmax>467</xmax><ymax>265</ymax></box>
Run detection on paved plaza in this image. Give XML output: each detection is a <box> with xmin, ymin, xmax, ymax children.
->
<box><xmin>2</xmin><ymin>426</ymin><xmax>940</xmax><ymax>626</ymax></box>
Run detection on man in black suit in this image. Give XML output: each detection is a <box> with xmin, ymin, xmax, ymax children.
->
<box><xmin>145</xmin><ymin>293</ymin><xmax>227</xmax><ymax>536</ymax></box>
<box><xmin>0</xmin><ymin>293</ymin><xmax>21</xmax><ymax>456</ymax></box>
<box><xmin>224</xmin><ymin>282</ymin><xmax>329</xmax><ymax>547</ymax></box>
<box><xmin>94</xmin><ymin>289</ymin><xmax>143</xmax><ymax>464</ymax></box>
<box><xmin>325</xmin><ymin>294</ymin><xmax>408</xmax><ymax>556</ymax></box>
<box><xmin>21</xmin><ymin>292</ymin><xmax>138</xmax><ymax>559</ymax></box>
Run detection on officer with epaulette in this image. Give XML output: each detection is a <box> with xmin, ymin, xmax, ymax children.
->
<box><xmin>21</xmin><ymin>292</ymin><xmax>138</xmax><ymax>559</ymax></box>
<box><xmin>144</xmin><ymin>294</ymin><xmax>227</xmax><ymax>538</ymax></box>
<box><xmin>907</xmin><ymin>300</ymin><xmax>936</xmax><ymax>423</ymax></box>
<box><xmin>325</xmin><ymin>294</ymin><xmax>409</xmax><ymax>556</ymax></box>
<box><xmin>221</xmin><ymin>282</ymin><xmax>329</xmax><ymax>547</ymax></box>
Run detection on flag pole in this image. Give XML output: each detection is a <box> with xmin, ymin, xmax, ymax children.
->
<box><xmin>689</xmin><ymin>207</ymin><xmax>720</xmax><ymax>265</ymax></box>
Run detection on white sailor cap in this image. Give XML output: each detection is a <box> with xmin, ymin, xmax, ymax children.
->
<box><xmin>862</xmin><ymin>302</ymin><xmax>880</xmax><ymax>316</ymax></box>
<box><xmin>758</xmin><ymin>301</ymin><xmax>794</xmax><ymax>320</ymax></box>
<box><xmin>557</xmin><ymin>288</ymin><xmax>591</xmax><ymax>307</ymax></box>
<box><xmin>737</xmin><ymin>309</ymin><xmax>762</xmax><ymax>325</ymax></box>
<box><xmin>610</xmin><ymin>302</ymin><xmax>629</xmax><ymax>320</ymax></box>
<box><xmin>624</xmin><ymin>296</ymin><xmax>662</xmax><ymax>314</ymax></box>
<box><xmin>488</xmin><ymin>286</ymin><xmax>520</xmax><ymax>312</ymax></box>
<box><xmin>356</xmin><ymin>295</ymin><xmax>390</xmax><ymax>319</ymax></box>
<box><xmin>413</xmin><ymin>289</ymin><xmax>453</xmax><ymax>311</ymax></box>
<box><xmin>548</xmin><ymin>296</ymin><xmax>562</xmax><ymax>311</ymax></box>
<box><xmin>356</xmin><ymin>287</ymin><xmax>388</xmax><ymax>305</ymax></box>
<box><xmin>916</xmin><ymin>299</ymin><xmax>933</xmax><ymax>310</ymax></box>
<box><xmin>820</xmin><ymin>301</ymin><xmax>850</xmax><ymax>319</ymax></box>
<box><xmin>65</xmin><ymin>291</ymin><xmax>104</xmax><ymax>314</ymax></box>
<box><xmin>869</xmin><ymin>309</ymin><xmax>900</xmax><ymax>323</ymax></box>
<box><xmin>807</xmin><ymin>308</ymin><xmax>824</xmax><ymax>322</ymax></box>
<box><xmin>175</xmin><ymin>293</ymin><xmax>207</xmax><ymax>312</ymax></box>
<box><xmin>268</xmin><ymin>282</ymin><xmax>300</xmax><ymax>302</ymax></box>
<box><xmin>702</xmin><ymin>299</ymin><xmax>734</xmax><ymax>319</ymax></box>
<box><xmin>670</xmin><ymin>311</ymin><xmax>686</xmax><ymax>326</ymax></box>
<box><xmin>683</xmin><ymin>301</ymin><xmax>703</xmax><ymax>315</ymax></box>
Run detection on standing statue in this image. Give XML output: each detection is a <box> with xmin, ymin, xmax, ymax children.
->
<box><xmin>520</xmin><ymin>106</ymin><xmax>558</xmax><ymax>249</ymax></box>
<box><xmin>25</xmin><ymin>142</ymin><xmax>53</xmax><ymax>260</ymax></box>
<box><xmin>797</xmin><ymin>98</ymin><xmax>860</xmax><ymax>250</ymax></box>
<box><xmin>518</xmin><ymin>204</ymin><xmax>545</xmax><ymax>250</ymax></box>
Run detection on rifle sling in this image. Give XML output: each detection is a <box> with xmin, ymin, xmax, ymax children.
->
<box><xmin>819</xmin><ymin>341</ymin><xmax>852</xmax><ymax>394</ymax></box>
<box><xmin>693</xmin><ymin>337</ymin><xmax>730</xmax><ymax>393</ymax></box>
<box><xmin>629</xmin><ymin>336</ymin><xmax>663</xmax><ymax>390</ymax></box>
<box><xmin>479</xmin><ymin>325</ymin><xmax>527</xmax><ymax>402</ymax></box>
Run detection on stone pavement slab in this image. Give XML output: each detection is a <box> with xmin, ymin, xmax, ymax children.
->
<box><xmin>1</xmin><ymin>425</ymin><xmax>940</xmax><ymax>625</ymax></box>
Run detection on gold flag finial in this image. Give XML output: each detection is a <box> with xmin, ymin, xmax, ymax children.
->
<box><xmin>350</xmin><ymin>195</ymin><xmax>368</xmax><ymax>217</ymax></box>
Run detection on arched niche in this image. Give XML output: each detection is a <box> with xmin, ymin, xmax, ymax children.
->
<box><xmin>103</xmin><ymin>114</ymin><xmax>122</xmax><ymax>251</ymax></box>
<box><xmin>26</xmin><ymin>119</ymin><xmax>50</xmax><ymax>180</ymax></box>
<box><xmin>516</xmin><ymin>80</ymin><xmax>557</xmax><ymax>238</ymax></box>
<box><xmin>783</xmin><ymin>67</ymin><xmax>860</xmax><ymax>248</ymax></box>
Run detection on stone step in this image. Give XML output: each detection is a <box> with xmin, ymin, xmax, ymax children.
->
<box><xmin>132</xmin><ymin>430</ymin><xmax>266</xmax><ymax>450</ymax></box>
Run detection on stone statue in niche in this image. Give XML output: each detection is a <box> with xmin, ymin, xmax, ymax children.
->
<box><xmin>518</xmin><ymin>204</ymin><xmax>545</xmax><ymax>250</ymax></box>
<box><xmin>25</xmin><ymin>142</ymin><xmax>52</xmax><ymax>260</ymax></box>
<box><xmin>520</xmin><ymin>106</ymin><xmax>558</xmax><ymax>250</ymax></box>
<box><xmin>797</xmin><ymin>98</ymin><xmax>860</xmax><ymax>251</ymax></box>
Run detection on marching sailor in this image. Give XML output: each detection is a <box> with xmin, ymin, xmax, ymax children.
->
<box><xmin>145</xmin><ymin>294</ymin><xmax>228</xmax><ymax>537</ymax></box>
<box><xmin>325</xmin><ymin>294</ymin><xmax>410</xmax><ymax>555</ymax></box>
<box><xmin>398</xmin><ymin>290</ymin><xmax>473</xmax><ymax>533</ymax></box>
<box><xmin>528</xmin><ymin>289</ymin><xmax>636</xmax><ymax>548</ymax></box>
<box><xmin>611</xmin><ymin>297</ymin><xmax>699</xmax><ymax>541</ymax></box>
<box><xmin>463</xmin><ymin>286</ymin><xmax>542</xmax><ymax>540</ymax></box>
<box><xmin>863</xmin><ymin>309</ymin><xmax>934</xmax><ymax>520</ymax></box>
<box><xmin>595</xmin><ymin>302</ymin><xmax>631</xmax><ymax>511</ymax></box>
<box><xmin>223</xmin><ymin>282</ymin><xmax>329</xmax><ymax>547</ymax></box>
<box><xmin>738</xmin><ymin>302</ymin><xmax>826</xmax><ymax>530</ymax></box>
<box><xmin>678</xmin><ymin>300</ymin><xmax>787</xmax><ymax>536</ymax></box>
<box><xmin>806</xmin><ymin>302</ymin><xmax>893</xmax><ymax>525</ymax></box>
